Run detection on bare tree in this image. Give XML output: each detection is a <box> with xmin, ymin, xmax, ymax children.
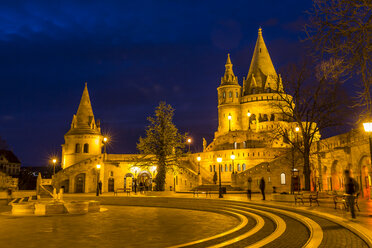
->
<box><xmin>271</xmin><ymin>60</ymin><xmax>349</xmax><ymax>191</ymax></box>
<box><xmin>306</xmin><ymin>0</ymin><xmax>372</xmax><ymax>117</ymax></box>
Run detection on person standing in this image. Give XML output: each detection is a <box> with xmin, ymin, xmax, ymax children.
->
<box><xmin>344</xmin><ymin>170</ymin><xmax>359</xmax><ymax>219</ymax></box>
<box><xmin>259</xmin><ymin>177</ymin><xmax>266</xmax><ymax>200</ymax></box>
<box><xmin>247</xmin><ymin>177</ymin><xmax>252</xmax><ymax>200</ymax></box>
<box><xmin>98</xmin><ymin>180</ymin><xmax>102</xmax><ymax>195</ymax></box>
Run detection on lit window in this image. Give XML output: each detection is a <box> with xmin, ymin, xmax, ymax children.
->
<box><xmin>225</xmin><ymin>164</ymin><xmax>228</xmax><ymax>172</ymax></box>
<box><xmin>229</xmin><ymin>164</ymin><xmax>232</xmax><ymax>172</ymax></box>
<box><xmin>223</xmin><ymin>92</ymin><xmax>226</xmax><ymax>98</ymax></box>
<box><xmin>281</xmin><ymin>173</ymin><xmax>286</xmax><ymax>185</ymax></box>
<box><xmin>236</xmin><ymin>92</ymin><xmax>238</xmax><ymax>98</ymax></box>
<box><xmin>229</xmin><ymin>91</ymin><xmax>232</xmax><ymax>98</ymax></box>
<box><xmin>237</xmin><ymin>164</ymin><xmax>241</xmax><ymax>171</ymax></box>
<box><xmin>242</xmin><ymin>164</ymin><xmax>246</xmax><ymax>171</ymax></box>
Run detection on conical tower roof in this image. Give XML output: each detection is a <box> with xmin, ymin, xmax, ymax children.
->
<box><xmin>66</xmin><ymin>83</ymin><xmax>100</xmax><ymax>135</ymax></box>
<box><xmin>246</xmin><ymin>28</ymin><xmax>277</xmax><ymax>89</ymax></box>
<box><xmin>221</xmin><ymin>53</ymin><xmax>239</xmax><ymax>86</ymax></box>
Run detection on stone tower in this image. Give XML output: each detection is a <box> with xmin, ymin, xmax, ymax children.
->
<box><xmin>61</xmin><ymin>83</ymin><xmax>103</xmax><ymax>169</ymax></box>
<box><xmin>217</xmin><ymin>54</ymin><xmax>242</xmax><ymax>134</ymax></box>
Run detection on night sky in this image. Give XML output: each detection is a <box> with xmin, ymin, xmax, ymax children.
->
<box><xmin>0</xmin><ymin>0</ymin><xmax>314</xmax><ymax>166</ymax></box>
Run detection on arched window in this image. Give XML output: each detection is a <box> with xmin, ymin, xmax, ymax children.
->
<box><xmin>229</xmin><ymin>164</ymin><xmax>232</xmax><ymax>172</ymax></box>
<box><xmin>213</xmin><ymin>165</ymin><xmax>216</xmax><ymax>172</ymax></box>
<box><xmin>223</xmin><ymin>92</ymin><xmax>226</xmax><ymax>98</ymax></box>
<box><xmin>225</xmin><ymin>164</ymin><xmax>228</xmax><ymax>172</ymax></box>
<box><xmin>266</xmin><ymin>88</ymin><xmax>271</xmax><ymax>93</ymax></box>
<box><xmin>281</xmin><ymin>173</ymin><xmax>286</xmax><ymax>185</ymax></box>
<box><xmin>234</xmin><ymin>142</ymin><xmax>238</xmax><ymax>149</ymax></box>
<box><xmin>75</xmin><ymin>143</ymin><xmax>81</xmax><ymax>153</ymax></box>
<box><xmin>242</xmin><ymin>164</ymin><xmax>246</xmax><ymax>171</ymax></box>
<box><xmin>251</xmin><ymin>88</ymin><xmax>256</xmax><ymax>94</ymax></box>
<box><xmin>237</xmin><ymin>164</ymin><xmax>241</xmax><ymax>171</ymax></box>
<box><xmin>229</xmin><ymin>91</ymin><xmax>232</xmax><ymax>98</ymax></box>
<box><xmin>235</xmin><ymin>92</ymin><xmax>238</xmax><ymax>98</ymax></box>
<box><xmin>83</xmin><ymin>143</ymin><xmax>89</xmax><ymax>153</ymax></box>
<box><xmin>210</xmin><ymin>165</ymin><xmax>212</xmax><ymax>172</ymax></box>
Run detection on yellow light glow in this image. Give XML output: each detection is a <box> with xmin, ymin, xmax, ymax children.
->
<box><xmin>187</xmin><ymin>138</ymin><xmax>191</xmax><ymax>143</ymax></box>
<box><xmin>131</xmin><ymin>166</ymin><xmax>140</xmax><ymax>174</ymax></box>
<box><xmin>217</xmin><ymin>157</ymin><xmax>222</xmax><ymax>163</ymax></box>
<box><xmin>197</xmin><ymin>156</ymin><xmax>201</xmax><ymax>161</ymax></box>
<box><xmin>96</xmin><ymin>164</ymin><xmax>101</xmax><ymax>169</ymax></box>
<box><xmin>230</xmin><ymin>154</ymin><xmax>235</xmax><ymax>160</ymax></box>
<box><xmin>150</xmin><ymin>166</ymin><xmax>157</xmax><ymax>173</ymax></box>
<box><xmin>247</xmin><ymin>112</ymin><xmax>251</xmax><ymax>117</ymax></box>
<box><xmin>228</xmin><ymin>115</ymin><xmax>232</xmax><ymax>120</ymax></box>
<box><xmin>295</xmin><ymin>127</ymin><xmax>300</xmax><ymax>132</ymax></box>
<box><xmin>363</xmin><ymin>122</ymin><xmax>372</xmax><ymax>132</ymax></box>
<box><xmin>103</xmin><ymin>137</ymin><xmax>108</xmax><ymax>143</ymax></box>
<box><xmin>52</xmin><ymin>159</ymin><xmax>57</xmax><ymax>164</ymax></box>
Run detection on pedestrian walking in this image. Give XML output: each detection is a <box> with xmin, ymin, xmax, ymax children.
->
<box><xmin>7</xmin><ymin>187</ymin><xmax>13</xmax><ymax>204</ymax></box>
<box><xmin>344</xmin><ymin>169</ymin><xmax>359</xmax><ymax>219</ymax></box>
<box><xmin>247</xmin><ymin>177</ymin><xmax>252</xmax><ymax>200</ymax></box>
<box><xmin>259</xmin><ymin>177</ymin><xmax>265</xmax><ymax>200</ymax></box>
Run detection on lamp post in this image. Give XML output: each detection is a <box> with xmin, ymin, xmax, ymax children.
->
<box><xmin>150</xmin><ymin>166</ymin><xmax>157</xmax><ymax>191</ymax></box>
<box><xmin>247</xmin><ymin>111</ymin><xmax>251</xmax><ymax>130</ymax></box>
<box><xmin>363</xmin><ymin>122</ymin><xmax>372</xmax><ymax>199</ymax></box>
<box><xmin>197</xmin><ymin>156</ymin><xmax>201</xmax><ymax>175</ymax></box>
<box><xmin>230</xmin><ymin>154</ymin><xmax>235</xmax><ymax>173</ymax></box>
<box><xmin>217</xmin><ymin>157</ymin><xmax>223</xmax><ymax>198</ymax></box>
<box><xmin>291</xmin><ymin>127</ymin><xmax>300</xmax><ymax>194</ymax></box>
<box><xmin>103</xmin><ymin>136</ymin><xmax>108</xmax><ymax>154</ymax></box>
<box><xmin>187</xmin><ymin>138</ymin><xmax>192</xmax><ymax>153</ymax></box>
<box><xmin>52</xmin><ymin>158</ymin><xmax>57</xmax><ymax>176</ymax></box>
<box><xmin>96</xmin><ymin>164</ymin><xmax>101</xmax><ymax>196</ymax></box>
<box><xmin>228</xmin><ymin>114</ymin><xmax>232</xmax><ymax>131</ymax></box>
<box><xmin>131</xmin><ymin>166</ymin><xmax>140</xmax><ymax>194</ymax></box>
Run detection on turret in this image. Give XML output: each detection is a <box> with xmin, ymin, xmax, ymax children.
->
<box><xmin>242</xmin><ymin>28</ymin><xmax>283</xmax><ymax>95</ymax></box>
<box><xmin>217</xmin><ymin>54</ymin><xmax>242</xmax><ymax>135</ymax></box>
<box><xmin>61</xmin><ymin>83</ymin><xmax>103</xmax><ymax>169</ymax></box>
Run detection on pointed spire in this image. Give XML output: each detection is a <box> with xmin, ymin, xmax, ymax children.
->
<box><xmin>221</xmin><ymin>53</ymin><xmax>238</xmax><ymax>86</ymax></box>
<box><xmin>245</xmin><ymin>28</ymin><xmax>277</xmax><ymax>93</ymax></box>
<box><xmin>66</xmin><ymin>83</ymin><xmax>100</xmax><ymax>135</ymax></box>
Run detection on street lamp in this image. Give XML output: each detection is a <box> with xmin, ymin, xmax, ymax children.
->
<box><xmin>131</xmin><ymin>166</ymin><xmax>140</xmax><ymax>194</ymax></box>
<box><xmin>228</xmin><ymin>114</ymin><xmax>232</xmax><ymax>131</ymax></box>
<box><xmin>247</xmin><ymin>111</ymin><xmax>251</xmax><ymax>130</ymax></box>
<box><xmin>103</xmin><ymin>136</ymin><xmax>108</xmax><ymax>153</ymax></box>
<box><xmin>150</xmin><ymin>166</ymin><xmax>157</xmax><ymax>191</ymax></box>
<box><xmin>197</xmin><ymin>156</ymin><xmax>201</xmax><ymax>175</ymax></box>
<box><xmin>217</xmin><ymin>157</ymin><xmax>223</xmax><ymax>198</ymax></box>
<box><xmin>96</xmin><ymin>164</ymin><xmax>101</xmax><ymax>196</ymax></box>
<box><xmin>52</xmin><ymin>158</ymin><xmax>57</xmax><ymax>176</ymax></box>
<box><xmin>363</xmin><ymin>122</ymin><xmax>372</xmax><ymax>169</ymax></box>
<box><xmin>230</xmin><ymin>154</ymin><xmax>235</xmax><ymax>173</ymax></box>
<box><xmin>187</xmin><ymin>138</ymin><xmax>192</xmax><ymax>153</ymax></box>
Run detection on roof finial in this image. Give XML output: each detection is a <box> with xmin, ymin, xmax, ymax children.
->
<box><xmin>226</xmin><ymin>53</ymin><xmax>232</xmax><ymax>65</ymax></box>
<box><xmin>258</xmin><ymin>27</ymin><xmax>262</xmax><ymax>35</ymax></box>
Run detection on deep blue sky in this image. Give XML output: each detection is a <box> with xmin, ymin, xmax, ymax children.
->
<box><xmin>0</xmin><ymin>0</ymin><xmax>314</xmax><ymax>166</ymax></box>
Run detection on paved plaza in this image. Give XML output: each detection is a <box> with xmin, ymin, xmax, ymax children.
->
<box><xmin>1</xmin><ymin>192</ymin><xmax>372</xmax><ymax>247</ymax></box>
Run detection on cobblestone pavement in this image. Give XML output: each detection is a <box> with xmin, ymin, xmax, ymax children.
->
<box><xmin>1</xmin><ymin>195</ymin><xmax>371</xmax><ymax>247</ymax></box>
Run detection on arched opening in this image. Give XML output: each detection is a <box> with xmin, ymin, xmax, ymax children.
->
<box><xmin>358</xmin><ymin>156</ymin><xmax>371</xmax><ymax>199</ymax></box>
<box><xmin>75</xmin><ymin>173</ymin><xmax>85</xmax><ymax>193</ymax></box>
<box><xmin>242</xmin><ymin>164</ymin><xmax>246</xmax><ymax>171</ymax></box>
<box><xmin>108</xmin><ymin>178</ymin><xmax>115</xmax><ymax>192</ymax></box>
<box><xmin>60</xmin><ymin>179</ymin><xmax>69</xmax><ymax>193</ymax></box>
<box><xmin>237</xmin><ymin>164</ymin><xmax>241</xmax><ymax>171</ymax></box>
<box><xmin>124</xmin><ymin>173</ymin><xmax>134</xmax><ymax>191</ymax></box>
<box><xmin>83</xmin><ymin>143</ymin><xmax>89</xmax><ymax>153</ymax></box>
<box><xmin>75</xmin><ymin>143</ymin><xmax>81</xmax><ymax>153</ymax></box>
<box><xmin>331</xmin><ymin>160</ymin><xmax>341</xmax><ymax>191</ymax></box>
<box><xmin>138</xmin><ymin>171</ymin><xmax>152</xmax><ymax>191</ymax></box>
